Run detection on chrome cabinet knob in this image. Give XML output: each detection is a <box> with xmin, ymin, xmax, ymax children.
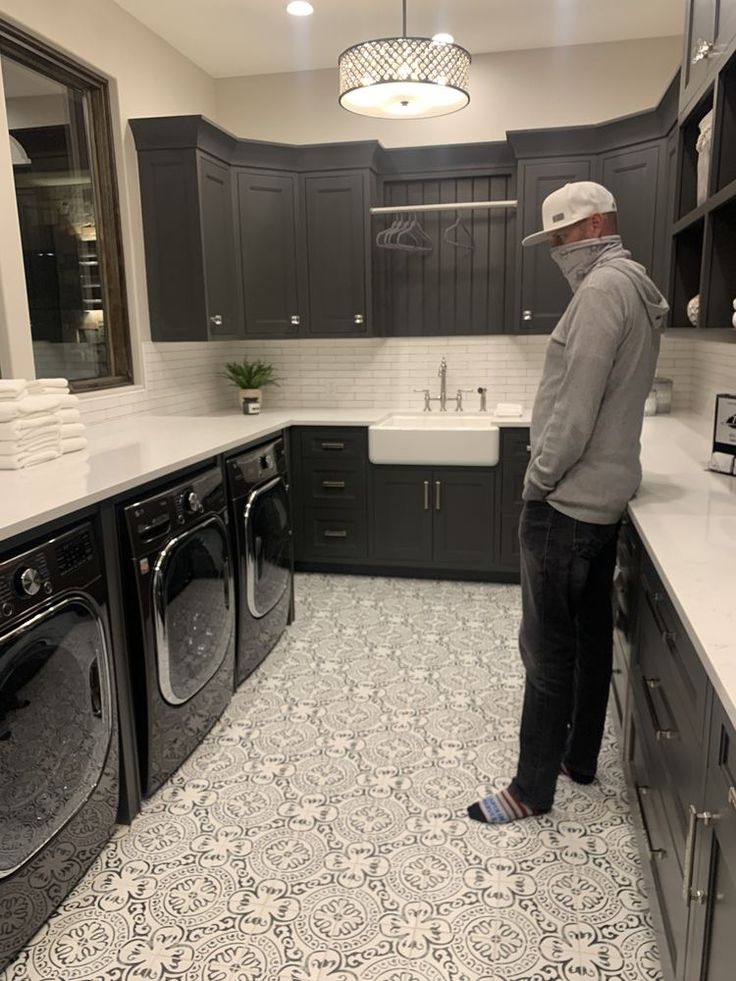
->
<box><xmin>290</xmin><ymin>314</ymin><xmax>301</xmax><ymax>325</ymax></box>
<box><xmin>209</xmin><ymin>314</ymin><xmax>223</xmax><ymax>327</ymax></box>
<box><xmin>522</xmin><ymin>310</ymin><xmax>533</xmax><ymax>321</ymax></box>
<box><xmin>692</xmin><ymin>38</ymin><xmax>716</xmax><ymax>63</ymax></box>
<box><xmin>353</xmin><ymin>313</ymin><xmax>365</xmax><ymax>325</ymax></box>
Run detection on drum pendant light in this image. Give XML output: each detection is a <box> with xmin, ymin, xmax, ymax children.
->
<box><xmin>338</xmin><ymin>0</ymin><xmax>471</xmax><ymax>119</ymax></box>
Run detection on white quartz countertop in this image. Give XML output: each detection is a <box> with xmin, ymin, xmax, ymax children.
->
<box><xmin>627</xmin><ymin>413</ymin><xmax>736</xmax><ymax>730</ymax></box>
<box><xmin>0</xmin><ymin>408</ymin><xmax>531</xmax><ymax>542</ymax></box>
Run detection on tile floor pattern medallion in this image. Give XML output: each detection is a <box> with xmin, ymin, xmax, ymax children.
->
<box><xmin>1</xmin><ymin>575</ymin><xmax>663</xmax><ymax>980</ymax></box>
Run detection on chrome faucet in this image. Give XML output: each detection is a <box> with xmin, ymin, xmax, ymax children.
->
<box><xmin>438</xmin><ymin>356</ymin><xmax>448</xmax><ymax>412</ymax></box>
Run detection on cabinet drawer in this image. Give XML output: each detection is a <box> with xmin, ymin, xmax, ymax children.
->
<box><xmin>301</xmin><ymin>508</ymin><xmax>367</xmax><ymax>560</ymax></box>
<box><xmin>303</xmin><ymin>466</ymin><xmax>366</xmax><ymax>508</ymax></box>
<box><xmin>300</xmin><ymin>427</ymin><xmax>367</xmax><ymax>463</ymax></box>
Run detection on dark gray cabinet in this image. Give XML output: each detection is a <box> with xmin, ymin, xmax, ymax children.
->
<box><xmin>304</xmin><ymin>172</ymin><xmax>369</xmax><ymax>336</ymax></box>
<box><xmin>370</xmin><ymin>466</ymin><xmax>495</xmax><ymax>571</ymax></box>
<box><xmin>516</xmin><ymin>157</ymin><xmax>594</xmax><ymax>333</ymax></box>
<box><xmin>497</xmin><ymin>427</ymin><xmax>530</xmax><ymax>571</ymax></box>
<box><xmin>681</xmin><ymin>0</ymin><xmax>736</xmax><ymax>113</ymax></box>
<box><xmin>135</xmin><ymin>147</ymin><xmax>241</xmax><ymax>342</ymax></box>
<box><xmin>600</xmin><ymin>143</ymin><xmax>665</xmax><ymax>277</ymax></box>
<box><xmin>235</xmin><ymin>170</ymin><xmax>302</xmax><ymax>339</ymax></box>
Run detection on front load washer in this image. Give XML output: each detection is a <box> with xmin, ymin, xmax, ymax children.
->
<box><xmin>227</xmin><ymin>437</ymin><xmax>292</xmax><ymax>686</ymax></box>
<box><xmin>0</xmin><ymin>522</ymin><xmax>118</xmax><ymax>974</ymax></box>
<box><xmin>121</xmin><ymin>466</ymin><xmax>235</xmax><ymax>797</ymax></box>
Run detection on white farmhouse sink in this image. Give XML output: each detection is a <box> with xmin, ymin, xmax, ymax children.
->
<box><xmin>369</xmin><ymin>413</ymin><xmax>500</xmax><ymax>466</ymax></box>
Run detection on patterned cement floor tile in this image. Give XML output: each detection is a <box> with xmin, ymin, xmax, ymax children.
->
<box><xmin>1</xmin><ymin>574</ymin><xmax>663</xmax><ymax>981</ymax></box>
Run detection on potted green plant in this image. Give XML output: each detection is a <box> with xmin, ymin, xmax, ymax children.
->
<box><xmin>221</xmin><ymin>358</ymin><xmax>279</xmax><ymax>414</ymax></box>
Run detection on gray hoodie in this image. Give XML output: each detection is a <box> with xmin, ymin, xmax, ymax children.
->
<box><xmin>523</xmin><ymin>237</ymin><xmax>668</xmax><ymax>524</ymax></box>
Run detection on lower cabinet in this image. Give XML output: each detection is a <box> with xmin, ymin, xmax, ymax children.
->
<box><xmin>620</xmin><ymin>522</ymin><xmax>735</xmax><ymax>981</ymax></box>
<box><xmin>370</xmin><ymin>466</ymin><xmax>496</xmax><ymax>571</ymax></box>
<box><xmin>291</xmin><ymin>425</ymin><xmax>528</xmax><ymax>578</ymax></box>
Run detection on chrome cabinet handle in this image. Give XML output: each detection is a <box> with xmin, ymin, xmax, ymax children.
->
<box><xmin>423</xmin><ymin>481</ymin><xmax>429</xmax><ymax>511</ymax></box>
<box><xmin>209</xmin><ymin>314</ymin><xmax>223</xmax><ymax>327</ymax></box>
<box><xmin>320</xmin><ymin>441</ymin><xmax>345</xmax><ymax>450</ymax></box>
<box><xmin>322</xmin><ymin>480</ymin><xmax>346</xmax><ymax>489</ymax></box>
<box><xmin>324</xmin><ymin>529</ymin><xmax>347</xmax><ymax>538</ymax></box>
<box><xmin>290</xmin><ymin>314</ymin><xmax>301</xmax><ymax>325</ymax></box>
<box><xmin>635</xmin><ymin>785</ymin><xmax>666</xmax><ymax>860</ymax></box>
<box><xmin>525</xmin><ymin>444</ymin><xmax>531</xmax><ymax>452</ymax></box>
<box><xmin>642</xmin><ymin>676</ymin><xmax>677</xmax><ymax>741</ymax></box>
<box><xmin>522</xmin><ymin>310</ymin><xmax>533</xmax><ymax>321</ymax></box>
<box><xmin>435</xmin><ymin>481</ymin><xmax>441</xmax><ymax>511</ymax></box>
<box><xmin>644</xmin><ymin>583</ymin><xmax>677</xmax><ymax>651</ymax></box>
<box><xmin>683</xmin><ymin>805</ymin><xmax>719</xmax><ymax>906</ymax></box>
<box><xmin>354</xmin><ymin>313</ymin><xmax>364</xmax><ymax>325</ymax></box>
<box><xmin>692</xmin><ymin>37</ymin><xmax>716</xmax><ymax>62</ymax></box>
<box><xmin>728</xmin><ymin>786</ymin><xmax>736</xmax><ymax>812</ymax></box>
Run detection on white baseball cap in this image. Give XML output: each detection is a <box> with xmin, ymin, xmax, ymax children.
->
<box><xmin>522</xmin><ymin>181</ymin><xmax>617</xmax><ymax>247</ymax></box>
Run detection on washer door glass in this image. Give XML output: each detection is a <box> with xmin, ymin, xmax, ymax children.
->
<box><xmin>0</xmin><ymin>598</ymin><xmax>112</xmax><ymax>877</ymax></box>
<box><xmin>153</xmin><ymin>515</ymin><xmax>233</xmax><ymax>706</ymax></box>
<box><xmin>245</xmin><ymin>477</ymin><xmax>290</xmax><ymax>619</ymax></box>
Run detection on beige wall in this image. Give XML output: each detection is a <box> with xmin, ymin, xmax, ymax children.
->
<box><xmin>215</xmin><ymin>36</ymin><xmax>681</xmax><ymax>146</ymax></box>
<box><xmin>0</xmin><ymin>0</ymin><xmax>216</xmax><ymax>374</ymax></box>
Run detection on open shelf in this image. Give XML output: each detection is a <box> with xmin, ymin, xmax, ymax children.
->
<box><xmin>672</xmin><ymin>201</ymin><xmax>708</xmax><ymax>236</ymax></box>
<box><xmin>670</xmin><ymin>218</ymin><xmax>704</xmax><ymax>327</ymax></box>
<box><xmin>677</xmin><ymin>90</ymin><xmax>714</xmax><ymax>219</ymax></box>
<box><xmin>704</xmin><ymin>199</ymin><xmax>736</xmax><ymax>327</ymax></box>
<box><xmin>713</xmin><ymin>47</ymin><xmax>736</xmax><ymax>192</ymax></box>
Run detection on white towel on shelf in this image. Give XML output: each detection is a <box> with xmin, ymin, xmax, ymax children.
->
<box><xmin>61</xmin><ymin>421</ymin><xmax>85</xmax><ymax>438</ymax></box>
<box><xmin>0</xmin><ymin>414</ymin><xmax>60</xmax><ymax>438</ymax></box>
<box><xmin>0</xmin><ymin>394</ymin><xmax>62</xmax><ymax>422</ymax></box>
<box><xmin>0</xmin><ymin>432</ymin><xmax>60</xmax><ymax>453</ymax></box>
<box><xmin>57</xmin><ymin>407</ymin><xmax>81</xmax><ymax>424</ymax></box>
<box><xmin>493</xmin><ymin>402</ymin><xmax>524</xmax><ymax>418</ymax></box>
<box><xmin>61</xmin><ymin>436</ymin><xmax>88</xmax><ymax>454</ymax></box>
<box><xmin>0</xmin><ymin>448</ymin><xmax>61</xmax><ymax>470</ymax></box>
<box><xmin>0</xmin><ymin>379</ymin><xmax>28</xmax><ymax>400</ymax></box>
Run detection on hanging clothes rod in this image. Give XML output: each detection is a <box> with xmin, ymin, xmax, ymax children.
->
<box><xmin>370</xmin><ymin>199</ymin><xmax>517</xmax><ymax>215</ymax></box>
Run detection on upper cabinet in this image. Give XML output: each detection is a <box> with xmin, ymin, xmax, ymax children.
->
<box><xmin>681</xmin><ymin>0</ymin><xmax>736</xmax><ymax>114</ymax></box>
<box><xmin>303</xmin><ymin>172</ymin><xmax>369</xmax><ymax>336</ymax></box>
<box><xmin>671</xmin><ymin>38</ymin><xmax>736</xmax><ymax>329</ymax></box>
<box><xmin>132</xmin><ymin>134</ymin><xmax>242</xmax><ymax>342</ymax></box>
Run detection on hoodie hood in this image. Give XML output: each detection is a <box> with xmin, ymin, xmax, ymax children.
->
<box><xmin>600</xmin><ymin>256</ymin><xmax>670</xmax><ymax>331</ymax></box>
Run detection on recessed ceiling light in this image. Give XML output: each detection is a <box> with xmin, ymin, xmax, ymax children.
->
<box><xmin>286</xmin><ymin>1</ymin><xmax>314</xmax><ymax>16</ymax></box>
<box><xmin>432</xmin><ymin>32</ymin><xmax>455</xmax><ymax>45</ymax></box>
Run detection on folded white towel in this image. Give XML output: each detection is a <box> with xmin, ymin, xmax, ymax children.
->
<box><xmin>57</xmin><ymin>407</ymin><xmax>81</xmax><ymax>424</ymax></box>
<box><xmin>0</xmin><ymin>380</ymin><xmax>27</xmax><ymax>400</ymax></box>
<box><xmin>0</xmin><ymin>414</ymin><xmax>60</xmax><ymax>438</ymax></box>
<box><xmin>0</xmin><ymin>432</ymin><xmax>60</xmax><ymax>452</ymax></box>
<box><xmin>61</xmin><ymin>422</ymin><xmax>85</xmax><ymax>437</ymax></box>
<box><xmin>57</xmin><ymin>393</ymin><xmax>80</xmax><ymax>409</ymax></box>
<box><xmin>493</xmin><ymin>402</ymin><xmax>524</xmax><ymax>418</ymax></box>
<box><xmin>27</xmin><ymin>377</ymin><xmax>69</xmax><ymax>390</ymax></box>
<box><xmin>0</xmin><ymin>448</ymin><xmax>60</xmax><ymax>469</ymax></box>
<box><xmin>0</xmin><ymin>394</ymin><xmax>62</xmax><ymax>422</ymax></box>
<box><xmin>61</xmin><ymin>436</ymin><xmax>88</xmax><ymax>454</ymax></box>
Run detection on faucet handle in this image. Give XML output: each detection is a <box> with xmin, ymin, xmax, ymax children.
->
<box><xmin>455</xmin><ymin>388</ymin><xmax>473</xmax><ymax>412</ymax></box>
<box><xmin>413</xmin><ymin>388</ymin><xmax>432</xmax><ymax>412</ymax></box>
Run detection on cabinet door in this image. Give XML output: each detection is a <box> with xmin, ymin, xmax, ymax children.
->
<box><xmin>235</xmin><ymin>170</ymin><xmax>302</xmax><ymax>338</ymax></box>
<box><xmin>198</xmin><ymin>155</ymin><xmax>241</xmax><ymax>338</ymax></box>
<box><xmin>432</xmin><ymin>469</ymin><xmax>496</xmax><ymax>570</ymax></box>
<box><xmin>497</xmin><ymin>428</ymin><xmax>530</xmax><ymax>571</ymax></box>
<box><xmin>304</xmin><ymin>172</ymin><xmax>367</xmax><ymax>336</ymax></box>
<box><xmin>517</xmin><ymin>157</ymin><xmax>593</xmax><ymax>333</ymax></box>
<box><xmin>681</xmin><ymin>0</ymin><xmax>717</xmax><ymax>111</ymax></box>
<box><xmin>715</xmin><ymin>0</ymin><xmax>736</xmax><ymax>52</ymax></box>
<box><xmin>600</xmin><ymin>143</ymin><xmax>661</xmax><ymax>274</ymax></box>
<box><xmin>370</xmin><ymin>467</ymin><xmax>433</xmax><ymax>563</ymax></box>
<box><xmin>682</xmin><ymin>699</ymin><xmax>736</xmax><ymax>981</ymax></box>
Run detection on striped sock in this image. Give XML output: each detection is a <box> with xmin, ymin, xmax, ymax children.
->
<box><xmin>467</xmin><ymin>786</ymin><xmax>543</xmax><ymax>824</ymax></box>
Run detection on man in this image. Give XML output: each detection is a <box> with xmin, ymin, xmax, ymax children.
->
<box><xmin>468</xmin><ymin>181</ymin><xmax>668</xmax><ymax>824</ymax></box>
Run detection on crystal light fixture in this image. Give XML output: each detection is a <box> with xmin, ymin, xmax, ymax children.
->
<box><xmin>338</xmin><ymin>0</ymin><xmax>470</xmax><ymax>119</ymax></box>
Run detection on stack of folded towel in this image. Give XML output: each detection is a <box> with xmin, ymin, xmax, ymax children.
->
<box><xmin>29</xmin><ymin>378</ymin><xmax>88</xmax><ymax>454</ymax></box>
<box><xmin>0</xmin><ymin>379</ymin><xmax>62</xmax><ymax>469</ymax></box>
<box><xmin>28</xmin><ymin>378</ymin><xmax>87</xmax><ymax>454</ymax></box>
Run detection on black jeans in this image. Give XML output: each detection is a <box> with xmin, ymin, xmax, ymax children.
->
<box><xmin>510</xmin><ymin>500</ymin><xmax>620</xmax><ymax>812</ymax></box>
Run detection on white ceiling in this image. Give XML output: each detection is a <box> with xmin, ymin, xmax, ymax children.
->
<box><xmin>112</xmin><ymin>0</ymin><xmax>685</xmax><ymax>79</ymax></box>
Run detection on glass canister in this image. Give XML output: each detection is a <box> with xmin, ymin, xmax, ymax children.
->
<box><xmin>653</xmin><ymin>377</ymin><xmax>673</xmax><ymax>414</ymax></box>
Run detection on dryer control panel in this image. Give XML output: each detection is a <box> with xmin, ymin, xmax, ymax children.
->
<box><xmin>0</xmin><ymin>523</ymin><xmax>101</xmax><ymax>626</ymax></box>
<box><xmin>228</xmin><ymin>438</ymin><xmax>287</xmax><ymax>499</ymax></box>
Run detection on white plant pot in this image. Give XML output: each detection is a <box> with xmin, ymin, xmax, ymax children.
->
<box><xmin>239</xmin><ymin>388</ymin><xmax>262</xmax><ymax>414</ymax></box>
